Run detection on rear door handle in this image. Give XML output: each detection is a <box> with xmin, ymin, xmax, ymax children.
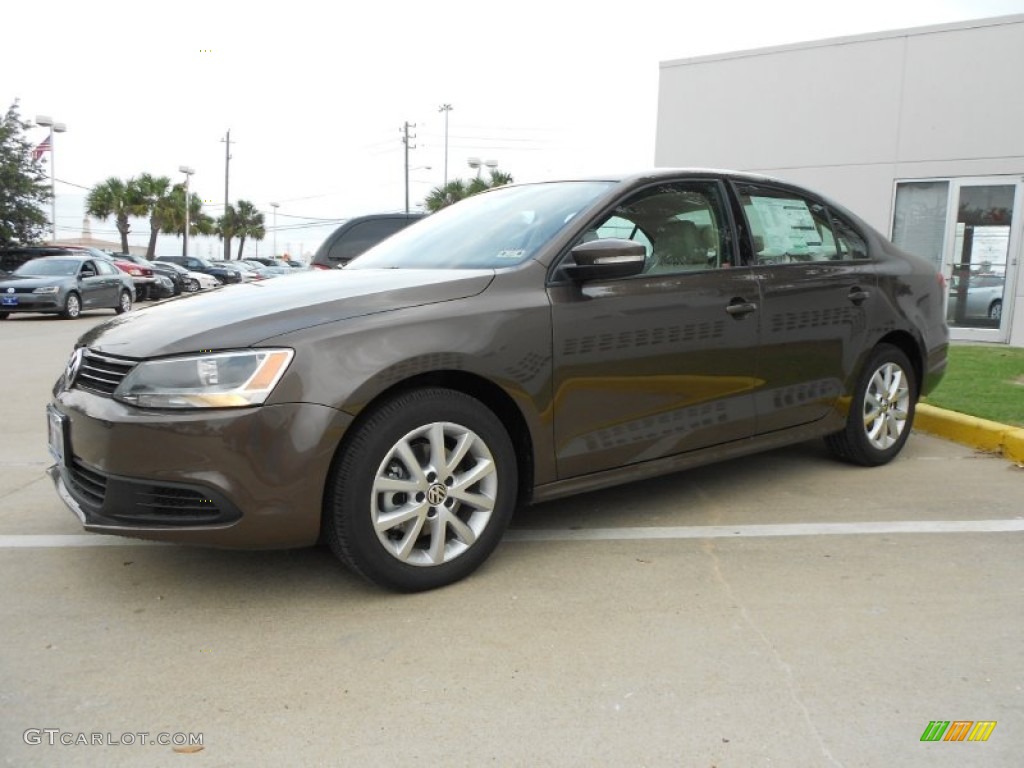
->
<box><xmin>725</xmin><ymin>299</ymin><xmax>758</xmax><ymax>317</ymax></box>
<box><xmin>848</xmin><ymin>287</ymin><xmax>870</xmax><ymax>305</ymax></box>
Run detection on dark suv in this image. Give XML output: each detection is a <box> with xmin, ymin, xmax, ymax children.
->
<box><xmin>311</xmin><ymin>213</ymin><xmax>425</xmax><ymax>270</ymax></box>
<box><xmin>1</xmin><ymin>245</ymin><xmax>83</xmax><ymax>273</ymax></box>
<box><xmin>155</xmin><ymin>255</ymin><xmax>242</xmax><ymax>285</ymax></box>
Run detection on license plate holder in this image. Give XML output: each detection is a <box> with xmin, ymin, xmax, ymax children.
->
<box><xmin>1</xmin><ymin>295</ymin><xmax>17</xmax><ymax>306</ymax></box>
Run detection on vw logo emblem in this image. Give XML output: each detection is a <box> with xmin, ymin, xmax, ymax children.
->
<box><xmin>426</xmin><ymin>483</ymin><xmax>448</xmax><ymax>506</ymax></box>
<box><xmin>64</xmin><ymin>348</ymin><xmax>85</xmax><ymax>388</ymax></box>
<box><xmin>5</xmin><ymin>287</ymin><xmax>12</xmax><ymax>294</ymax></box>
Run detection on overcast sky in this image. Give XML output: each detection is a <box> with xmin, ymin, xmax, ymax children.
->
<box><xmin>4</xmin><ymin>0</ymin><xmax>1023</xmax><ymax>258</ymax></box>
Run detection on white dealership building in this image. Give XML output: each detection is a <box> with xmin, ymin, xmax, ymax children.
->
<box><xmin>656</xmin><ymin>14</ymin><xmax>1024</xmax><ymax>347</ymax></box>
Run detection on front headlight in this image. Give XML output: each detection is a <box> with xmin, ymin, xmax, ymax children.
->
<box><xmin>113</xmin><ymin>349</ymin><xmax>294</xmax><ymax>408</ymax></box>
<box><xmin>33</xmin><ymin>286</ymin><xmax>60</xmax><ymax>294</ymax></box>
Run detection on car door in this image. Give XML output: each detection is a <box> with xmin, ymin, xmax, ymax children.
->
<box><xmin>729</xmin><ymin>181</ymin><xmax>876</xmax><ymax>433</ymax></box>
<box><xmin>92</xmin><ymin>259</ymin><xmax>123</xmax><ymax>306</ymax></box>
<box><xmin>77</xmin><ymin>260</ymin><xmax>109</xmax><ymax>307</ymax></box>
<box><xmin>547</xmin><ymin>179</ymin><xmax>762</xmax><ymax>480</ymax></box>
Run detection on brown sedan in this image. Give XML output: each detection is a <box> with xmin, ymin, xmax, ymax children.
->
<box><xmin>46</xmin><ymin>170</ymin><xmax>949</xmax><ymax>591</ymax></box>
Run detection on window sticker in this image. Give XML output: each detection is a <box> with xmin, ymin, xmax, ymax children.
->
<box><xmin>748</xmin><ymin>196</ymin><xmax>821</xmax><ymax>256</ymax></box>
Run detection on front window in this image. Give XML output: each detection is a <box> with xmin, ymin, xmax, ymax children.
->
<box><xmin>348</xmin><ymin>181</ymin><xmax>614</xmax><ymax>270</ymax></box>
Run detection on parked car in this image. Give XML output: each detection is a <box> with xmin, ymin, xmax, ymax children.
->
<box><xmin>182</xmin><ymin>270</ymin><xmax>220</xmax><ymax>292</ymax></box>
<box><xmin>75</xmin><ymin>247</ymin><xmax>159</xmax><ymax>300</ymax></box>
<box><xmin>0</xmin><ymin>245</ymin><xmax>81</xmax><ymax>274</ymax></box>
<box><xmin>154</xmin><ymin>255</ymin><xmax>242</xmax><ymax>285</ymax></box>
<box><xmin>211</xmin><ymin>260</ymin><xmax>254</xmax><ymax>282</ymax></box>
<box><xmin>946</xmin><ymin>274</ymin><xmax>1004</xmax><ymax>322</ymax></box>
<box><xmin>46</xmin><ymin>170</ymin><xmax>948</xmax><ymax>591</ymax></box>
<box><xmin>311</xmin><ymin>212</ymin><xmax>426</xmax><ymax>270</ymax></box>
<box><xmin>115</xmin><ymin>253</ymin><xmax>186</xmax><ymax>296</ymax></box>
<box><xmin>240</xmin><ymin>258</ymin><xmax>291</xmax><ymax>277</ymax></box>
<box><xmin>1</xmin><ymin>254</ymin><xmax>133</xmax><ymax>319</ymax></box>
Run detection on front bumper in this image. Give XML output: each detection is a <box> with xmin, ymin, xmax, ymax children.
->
<box><xmin>47</xmin><ymin>389</ymin><xmax>354</xmax><ymax>549</ymax></box>
<box><xmin>1</xmin><ymin>294</ymin><xmax>62</xmax><ymax>313</ymax></box>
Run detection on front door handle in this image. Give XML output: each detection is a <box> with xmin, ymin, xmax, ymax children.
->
<box><xmin>848</xmin><ymin>287</ymin><xmax>870</xmax><ymax>305</ymax></box>
<box><xmin>725</xmin><ymin>299</ymin><xmax>758</xmax><ymax>317</ymax></box>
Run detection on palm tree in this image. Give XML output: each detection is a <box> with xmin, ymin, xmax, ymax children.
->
<box><xmin>133</xmin><ymin>173</ymin><xmax>174</xmax><ymax>259</ymax></box>
<box><xmin>234</xmin><ymin>200</ymin><xmax>265</xmax><ymax>259</ymax></box>
<box><xmin>216</xmin><ymin>204</ymin><xmax>240</xmax><ymax>259</ymax></box>
<box><xmin>424</xmin><ymin>169</ymin><xmax>513</xmax><ymax>213</ymax></box>
<box><xmin>159</xmin><ymin>184</ymin><xmax>215</xmax><ymax>256</ymax></box>
<box><xmin>86</xmin><ymin>177</ymin><xmax>144</xmax><ymax>253</ymax></box>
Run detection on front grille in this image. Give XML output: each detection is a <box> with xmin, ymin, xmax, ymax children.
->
<box><xmin>67</xmin><ymin>456</ymin><xmax>107</xmax><ymax>511</ymax></box>
<box><xmin>129</xmin><ymin>485</ymin><xmax>223</xmax><ymax>523</ymax></box>
<box><xmin>74</xmin><ymin>350</ymin><xmax>136</xmax><ymax>396</ymax></box>
<box><xmin>57</xmin><ymin>458</ymin><xmax>240</xmax><ymax>528</ymax></box>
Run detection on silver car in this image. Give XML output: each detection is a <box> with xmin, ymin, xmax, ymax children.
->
<box><xmin>0</xmin><ymin>255</ymin><xmax>134</xmax><ymax>319</ymax></box>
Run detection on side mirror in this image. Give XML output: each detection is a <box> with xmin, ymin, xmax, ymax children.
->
<box><xmin>563</xmin><ymin>238</ymin><xmax>646</xmax><ymax>282</ymax></box>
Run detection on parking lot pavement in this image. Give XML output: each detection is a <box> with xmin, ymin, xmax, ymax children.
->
<box><xmin>2</xmin><ymin>315</ymin><xmax>1022</xmax><ymax>766</ymax></box>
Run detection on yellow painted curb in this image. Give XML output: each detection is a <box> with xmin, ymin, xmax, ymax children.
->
<box><xmin>916</xmin><ymin>403</ymin><xmax>1024</xmax><ymax>465</ymax></box>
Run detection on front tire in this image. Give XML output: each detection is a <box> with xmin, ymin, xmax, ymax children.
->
<box><xmin>61</xmin><ymin>292</ymin><xmax>81</xmax><ymax>320</ymax></box>
<box><xmin>185</xmin><ymin>278</ymin><xmax>200</xmax><ymax>293</ymax></box>
<box><xmin>115</xmin><ymin>289</ymin><xmax>132</xmax><ymax>314</ymax></box>
<box><xmin>825</xmin><ymin>344</ymin><xmax>917</xmax><ymax>466</ymax></box>
<box><xmin>323</xmin><ymin>388</ymin><xmax>518</xmax><ymax>592</ymax></box>
<box><xmin>989</xmin><ymin>300</ymin><xmax>1002</xmax><ymax>321</ymax></box>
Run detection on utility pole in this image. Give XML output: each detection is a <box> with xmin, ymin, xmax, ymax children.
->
<box><xmin>220</xmin><ymin>129</ymin><xmax>232</xmax><ymax>258</ymax></box>
<box><xmin>401</xmin><ymin>121</ymin><xmax>417</xmax><ymax>214</ymax></box>
<box><xmin>438</xmin><ymin>104</ymin><xmax>453</xmax><ymax>186</ymax></box>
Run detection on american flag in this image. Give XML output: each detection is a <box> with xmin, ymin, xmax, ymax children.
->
<box><xmin>32</xmin><ymin>135</ymin><xmax>52</xmax><ymax>162</ymax></box>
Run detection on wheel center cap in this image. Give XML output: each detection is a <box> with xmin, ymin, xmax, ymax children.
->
<box><xmin>426</xmin><ymin>483</ymin><xmax>448</xmax><ymax>506</ymax></box>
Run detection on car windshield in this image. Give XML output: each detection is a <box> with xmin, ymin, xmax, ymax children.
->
<box><xmin>15</xmin><ymin>258</ymin><xmax>79</xmax><ymax>276</ymax></box>
<box><xmin>348</xmin><ymin>181</ymin><xmax>614</xmax><ymax>270</ymax></box>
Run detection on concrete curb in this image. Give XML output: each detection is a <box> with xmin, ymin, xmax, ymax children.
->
<box><xmin>915</xmin><ymin>403</ymin><xmax>1024</xmax><ymax>466</ymax></box>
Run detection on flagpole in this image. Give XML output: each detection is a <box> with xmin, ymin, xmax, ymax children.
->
<box><xmin>35</xmin><ymin>115</ymin><xmax>66</xmax><ymax>243</ymax></box>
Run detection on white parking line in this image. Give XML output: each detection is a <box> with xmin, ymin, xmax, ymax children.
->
<box><xmin>505</xmin><ymin>519</ymin><xmax>1024</xmax><ymax>542</ymax></box>
<box><xmin>1</xmin><ymin>519</ymin><xmax>1022</xmax><ymax>549</ymax></box>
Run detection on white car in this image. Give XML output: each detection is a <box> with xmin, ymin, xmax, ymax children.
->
<box><xmin>182</xmin><ymin>270</ymin><xmax>220</xmax><ymax>293</ymax></box>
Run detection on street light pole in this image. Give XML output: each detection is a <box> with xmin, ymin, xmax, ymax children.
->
<box><xmin>35</xmin><ymin>115</ymin><xmax>66</xmax><ymax>243</ymax></box>
<box><xmin>438</xmin><ymin>104</ymin><xmax>453</xmax><ymax>186</ymax></box>
<box><xmin>179</xmin><ymin>166</ymin><xmax>195</xmax><ymax>258</ymax></box>
<box><xmin>269</xmin><ymin>202</ymin><xmax>279</xmax><ymax>257</ymax></box>
<box><xmin>220</xmin><ymin>129</ymin><xmax>232</xmax><ymax>259</ymax></box>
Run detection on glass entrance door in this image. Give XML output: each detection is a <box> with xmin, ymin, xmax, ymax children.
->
<box><xmin>943</xmin><ymin>181</ymin><xmax>1020</xmax><ymax>341</ymax></box>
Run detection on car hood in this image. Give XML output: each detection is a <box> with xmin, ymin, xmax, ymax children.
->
<box><xmin>79</xmin><ymin>268</ymin><xmax>495</xmax><ymax>357</ymax></box>
<box><xmin>0</xmin><ymin>274</ymin><xmax>71</xmax><ymax>288</ymax></box>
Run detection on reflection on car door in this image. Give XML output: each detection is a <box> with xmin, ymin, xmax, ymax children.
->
<box><xmin>548</xmin><ymin>180</ymin><xmax>762</xmax><ymax>480</ymax></box>
<box><xmin>732</xmin><ymin>182</ymin><xmax>876</xmax><ymax>433</ymax></box>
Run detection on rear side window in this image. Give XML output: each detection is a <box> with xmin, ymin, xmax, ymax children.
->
<box><xmin>735</xmin><ymin>183</ymin><xmax>838</xmax><ymax>263</ymax></box>
<box><xmin>327</xmin><ymin>219</ymin><xmax>412</xmax><ymax>263</ymax></box>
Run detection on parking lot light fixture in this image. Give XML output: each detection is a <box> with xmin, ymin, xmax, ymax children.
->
<box><xmin>179</xmin><ymin>166</ymin><xmax>195</xmax><ymax>258</ymax></box>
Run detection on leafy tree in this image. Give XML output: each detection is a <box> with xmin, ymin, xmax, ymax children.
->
<box><xmin>0</xmin><ymin>100</ymin><xmax>51</xmax><ymax>246</ymax></box>
<box><xmin>424</xmin><ymin>168</ymin><xmax>513</xmax><ymax>213</ymax></box>
<box><xmin>133</xmin><ymin>173</ymin><xmax>174</xmax><ymax>259</ymax></box>
<box><xmin>233</xmin><ymin>200</ymin><xmax>265</xmax><ymax>259</ymax></box>
<box><xmin>86</xmin><ymin>176</ymin><xmax>145</xmax><ymax>254</ymax></box>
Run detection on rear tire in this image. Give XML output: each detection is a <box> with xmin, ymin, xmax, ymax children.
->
<box><xmin>115</xmin><ymin>289</ymin><xmax>132</xmax><ymax>314</ymax></box>
<box><xmin>825</xmin><ymin>344</ymin><xmax>917</xmax><ymax>466</ymax></box>
<box><xmin>186</xmin><ymin>278</ymin><xmax>200</xmax><ymax>293</ymax></box>
<box><xmin>989</xmin><ymin>300</ymin><xmax>1002</xmax><ymax>321</ymax></box>
<box><xmin>61</xmin><ymin>292</ymin><xmax>81</xmax><ymax>320</ymax></box>
<box><xmin>323</xmin><ymin>388</ymin><xmax>518</xmax><ymax>592</ymax></box>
